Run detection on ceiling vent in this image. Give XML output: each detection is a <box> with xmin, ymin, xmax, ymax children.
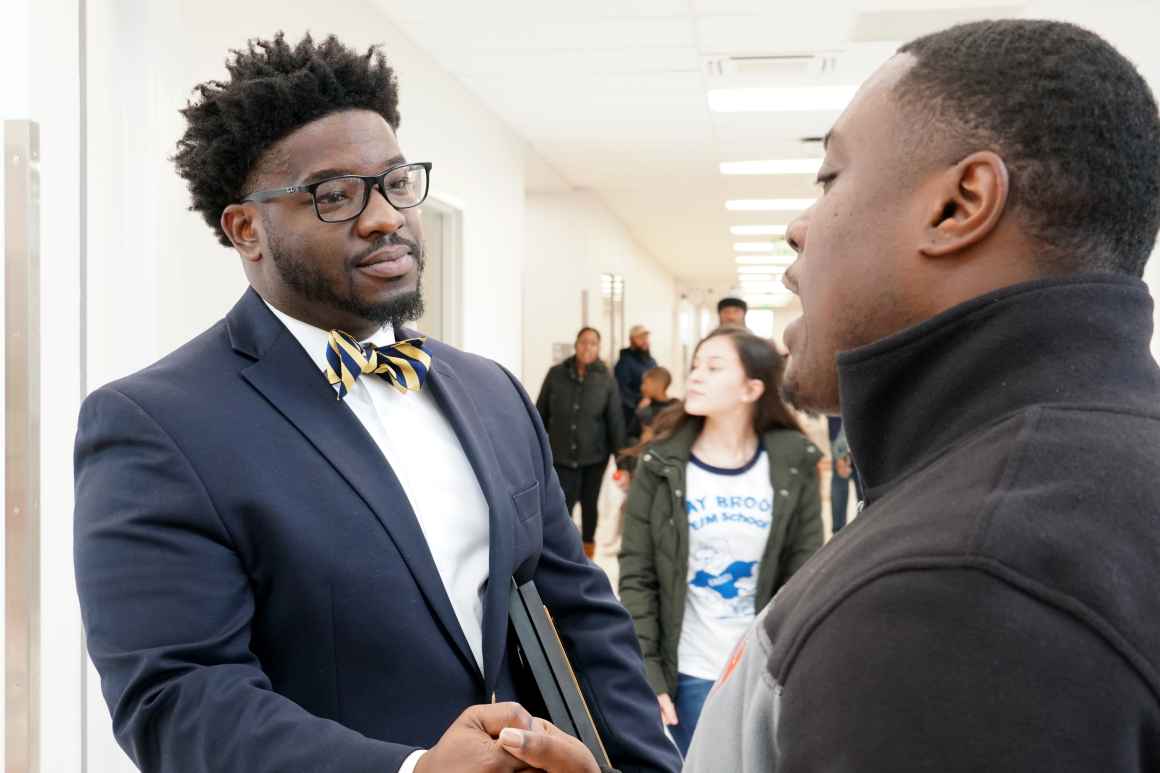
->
<box><xmin>704</xmin><ymin>53</ymin><xmax>840</xmax><ymax>85</ymax></box>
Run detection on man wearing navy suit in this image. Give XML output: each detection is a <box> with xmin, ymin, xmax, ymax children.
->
<box><xmin>74</xmin><ymin>33</ymin><xmax>679</xmax><ymax>773</ymax></box>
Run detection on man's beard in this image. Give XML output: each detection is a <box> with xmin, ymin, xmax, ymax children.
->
<box><xmin>780</xmin><ymin>379</ymin><xmax>817</xmax><ymax>416</ymax></box>
<box><xmin>780</xmin><ymin>347</ymin><xmax>837</xmax><ymax>418</ymax></box>
<box><xmin>269</xmin><ymin>233</ymin><xmax>425</xmax><ymax>330</ymax></box>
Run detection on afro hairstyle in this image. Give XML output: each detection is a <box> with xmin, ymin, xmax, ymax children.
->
<box><xmin>173</xmin><ymin>32</ymin><xmax>401</xmax><ymax>246</ymax></box>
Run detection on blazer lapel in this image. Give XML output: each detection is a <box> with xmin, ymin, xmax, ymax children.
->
<box><xmin>229</xmin><ymin>292</ymin><xmax>482</xmax><ymax>682</ymax></box>
<box><xmin>421</xmin><ymin>346</ymin><xmax>515</xmax><ymax>697</ymax></box>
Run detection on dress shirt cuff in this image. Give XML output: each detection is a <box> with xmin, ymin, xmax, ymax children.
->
<box><xmin>397</xmin><ymin>749</ymin><xmax>425</xmax><ymax>773</ymax></box>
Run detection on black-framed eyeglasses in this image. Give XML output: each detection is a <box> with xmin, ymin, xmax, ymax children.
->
<box><xmin>243</xmin><ymin>161</ymin><xmax>432</xmax><ymax>223</ymax></box>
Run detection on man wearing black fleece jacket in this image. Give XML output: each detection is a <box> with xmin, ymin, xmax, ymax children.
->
<box><xmin>496</xmin><ymin>18</ymin><xmax>1160</xmax><ymax>773</ymax></box>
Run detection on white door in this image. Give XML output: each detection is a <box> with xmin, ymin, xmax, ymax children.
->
<box><xmin>415</xmin><ymin>206</ymin><xmax>444</xmax><ymax>340</ymax></box>
<box><xmin>413</xmin><ymin>198</ymin><xmax>462</xmax><ymax>347</ymax></box>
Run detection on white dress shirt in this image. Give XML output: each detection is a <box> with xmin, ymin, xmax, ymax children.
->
<box><xmin>264</xmin><ymin>302</ymin><xmax>489</xmax><ymax>773</ymax></box>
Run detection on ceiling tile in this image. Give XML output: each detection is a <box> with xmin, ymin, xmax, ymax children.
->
<box><xmin>695</xmin><ymin>8</ymin><xmax>859</xmax><ymax>54</ymax></box>
<box><xmin>691</xmin><ymin>0</ymin><xmax>770</xmax><ymax>12</ymax></box>
<box><xmin>428</xmin><ymin>48</ymin><xmax>701</xmax><ymax>77</ymax></box>
<box><xmin>849</xmin><ymin>5</ymin><xmax>1026</xmax><ymax>42</ymax></box>
<box><xmin>399</xmin><ymin>19</ymin><xmax>696</xmax><ymax>52</ymax></box>
<box><xmin>388</xmin><ymin>0</ymin><xmax>690</xmax><ymax>23</ymax></box>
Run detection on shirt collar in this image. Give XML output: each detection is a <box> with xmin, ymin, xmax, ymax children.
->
<box><xmin>837</xmin><ymin>272</ymin><xmax>1157</xmax><ymax>501</ymax></box>
<box><xmin>262</xmin><ymin>298</ymin><xmax>396</xmax><ymax>376</ymax></box>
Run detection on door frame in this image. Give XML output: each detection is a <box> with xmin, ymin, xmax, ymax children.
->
<box><xmin>421</xmin><ymin>195</ymin><xmax>464</xmax><ymax>349</ymax></box>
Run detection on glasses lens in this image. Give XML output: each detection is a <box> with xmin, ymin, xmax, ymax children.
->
<box><xmin>383</xmin><ymin>164</ymin><xmax>428</xmax><ymax>208</ymax></box>
<box><xmin>314</xmin><ymin>177</ymin><xmax>367</xmax><ymax>222</ymax></box>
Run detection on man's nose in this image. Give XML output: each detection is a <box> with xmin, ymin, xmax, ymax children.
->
<box><xmin>785</xmin><ymin>210</ymin><xmax>809</xmax><ymax>255</ymax></box>
<box><xmin>357</xmin><ymin>186</ymin><xmax>405</xmax><ymax>238</ymax></box>
<box><xmin>782</xmin><ymin>211</ymin><xmax>811</xmax><ymax>295</ymax></box>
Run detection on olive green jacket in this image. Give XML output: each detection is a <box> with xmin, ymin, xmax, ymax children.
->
<box><xmin>617</xmin><ymin>420</ymin><xmax>824</xmax><ymax>696</ymax></box>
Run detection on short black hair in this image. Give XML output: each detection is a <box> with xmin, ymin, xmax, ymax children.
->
<box><xmin>643</xmin><ymin>366</ymin><xmax>672</xmax><ymax>390</ymax></box>
<box><xmin>576</xmin><ymin>326</ymin><xmax>601</xmax><ymax>342</ymax></box>
<box><xmin>174</xmin><ymin>32</ymin><xmax>401</xmax><ymax>246</ymax></box>
<box><xmin>896</xmin><ymin>19</ymin><xmax>1160</xmax><ymax>276</ymax></box>
<box><xmin>718</xmin><ymin>297</ymin><xmax>748</xmax><ymax>314</ymax></box>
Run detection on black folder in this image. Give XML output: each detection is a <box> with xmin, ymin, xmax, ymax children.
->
<box><xmin>508</xmin><ymin>578</ymin><xmax>612</xmax><ymax>768</ymax></box>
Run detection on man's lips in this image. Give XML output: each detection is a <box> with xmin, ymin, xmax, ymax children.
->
<box><xmin>783</xmin><ymin>316</ymin><xmax>803</xmax><ymax>353</ymax></box>
<box><xmin>356</xmin><ymin>246</ymin><xmax>414</xmax><ymax>279</ymax></box>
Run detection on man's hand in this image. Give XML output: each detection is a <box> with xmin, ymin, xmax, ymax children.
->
<box><xmin>499</xmin><ymin>717</ymin><xmax>602</xmax><ymax>773</ymax></box>
<box><xmin>415</xmin><ymin>703</ymin><xmax>535</xmax><ymax>773</ymax></box>
<box><xmin>835</xmin><ymin>455</ymin><xmax>853</xmax><ymax>479</ymax></box>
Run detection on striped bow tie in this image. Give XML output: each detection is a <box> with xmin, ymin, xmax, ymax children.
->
<box><xmin>324</xmin><ymin>329</ymin><xmax>432</xmax><ymax>400</ymax></box>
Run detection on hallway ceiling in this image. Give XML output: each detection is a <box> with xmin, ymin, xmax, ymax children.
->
<box><xmin>379</xmin><ymin>0</ymin><xmax>1156</xmax><ymax>303</ymax></box>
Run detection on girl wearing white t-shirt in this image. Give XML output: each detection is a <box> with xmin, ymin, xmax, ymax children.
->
<box><xmin>618</xmin><ymin>327</ymin><xmax>824</xmax><ymax>756</ymax></box>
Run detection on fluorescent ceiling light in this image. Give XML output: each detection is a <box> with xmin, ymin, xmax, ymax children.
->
<box><xmin>726</xmin><ymin>199</ymin><xmax>816</xmax><ymax>212</ymax></box>
<box><xmin>720</xmin><ymin>158</ymin><xmax>823</xmax><ymax>175</ymax></box>
<box><xmin>736</xmin><ymin>255</ymin><xmax>794</xmax><ymax>265</ymax></box>
<box><xmin>708</xmin><ymin>85</ymin><xmax>858</xmax><ymax>113</ymax></box>
<box><xmin>731</xmin><ymin>224</ymin><xmax>787</xmax><ymax>236</ymax></box>
<box><xmin>734</xmin><ymin>242</ymin><xmax>777</xmax><ymax>252</ymax></box>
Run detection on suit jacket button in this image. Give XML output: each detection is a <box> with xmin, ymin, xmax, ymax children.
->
<box><xmin>790</xmin><ymin>467</ymin><xmax>799</xmax><ymax>475</ymax></box>
<box><xmin>779</xmin><ymin>489</ymin><xmax>790</xmax><ymax>497</ymax></box>
<box><xmin>643</xmin><ymin>453</ymin><xmax>652</xmax><ymax>461</ymax></box>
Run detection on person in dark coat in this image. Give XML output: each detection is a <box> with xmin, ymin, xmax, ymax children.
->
<box><xmin>613</xmin><ymin>324</ymin><xmax>657</xmax><ymax>428</ymax></box>
<box><xmin>536</xmin><ymin>327</ymin><xmax>627</xmax><ymax>557</ymax></box>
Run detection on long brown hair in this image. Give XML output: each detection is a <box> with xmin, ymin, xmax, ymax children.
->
<box><xmin>631</xmin><ymin>327</ymin><xmax>802</xmax><ymax>455</ymax></box>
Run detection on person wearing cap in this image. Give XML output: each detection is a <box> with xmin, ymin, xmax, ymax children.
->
<box><xmin>717</xmin><ymin>295</ymin><xmax>748</xmax><ymax>328</ymax></box>
<box><xmin>613</xmin><ymin>324</ymin><xmax>658</xmax><ymax>429</ymax></box>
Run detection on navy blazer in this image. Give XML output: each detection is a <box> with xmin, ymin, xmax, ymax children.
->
<box><xmin>74</xmin><ymin>288</ymin><xmax>681</xmax><ymax>773</ymax></box>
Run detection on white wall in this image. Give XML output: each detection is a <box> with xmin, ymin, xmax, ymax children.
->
<box><xmin>523</xmin><ymin>190</ymin><xmax>681</xmax><ymax>399</ymax></box>
<box><xmin>2</xmin><ymin>0</ymin><xmax>86</xmax><ymax>770</ymax></box>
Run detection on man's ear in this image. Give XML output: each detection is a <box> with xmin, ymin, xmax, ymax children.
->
<box><xmin>920</xmin><ymin>151</ymin><xmax>1010</xmax><ymax>258</ymax></box>
<box><xmin>221</xmin><ymin>204</ymin><xmax>264</xmax><ymax>263</ymax></box>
